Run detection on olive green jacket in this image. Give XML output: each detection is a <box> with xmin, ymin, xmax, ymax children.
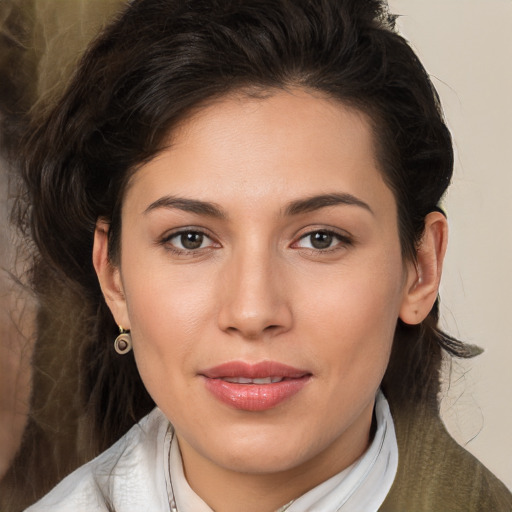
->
<box><xmin>379</xmin><ymin>403</ymin><xmax>512</xmax><ymax>511</ymax></box>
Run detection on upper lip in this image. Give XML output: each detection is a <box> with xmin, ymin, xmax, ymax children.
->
<box><xmin>200</xmin><ymin>361</ymin><xmax>310</xmax><ymax>379</ymax></box>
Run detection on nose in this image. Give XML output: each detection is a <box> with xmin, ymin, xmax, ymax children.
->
<box><xmin>217</xmin><ymin>245</ymin><xmax>293</xmax><ymax>340</ymax></box>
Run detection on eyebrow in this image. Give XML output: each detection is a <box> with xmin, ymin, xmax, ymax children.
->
<box><xmin>284</xmin><ymin>193</ymin><xmax>373</xmax><ymax>216</ymax></box>
<box><xmin>144</xmin><ymin>196</ymin><xmax>226</xmax><ymax>218</ymax></box>
<box><xmin>143</xmin><ymin>192</ymin><xmax>373</xmax><ymax>219</ymax></box>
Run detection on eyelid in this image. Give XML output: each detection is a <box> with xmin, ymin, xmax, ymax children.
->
<box><xmin>291</xmin><ymin>227</ymin><xmax>354</xmax><ymax>251</ymax></box>
<box><xmin>158</xmin><ymin>226</ymin><xmax>221</xmax><ymax>252</ymax></box>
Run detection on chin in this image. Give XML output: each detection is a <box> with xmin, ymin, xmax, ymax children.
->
<box><xmin>194</xmin><ymin>423</ymin><xmax>329</xmax><ymax>474</ymax></box>
<box><xmin>214</xmin><ymin>447</ymin><xmax>310</xmax><ymax>475</ymax></box>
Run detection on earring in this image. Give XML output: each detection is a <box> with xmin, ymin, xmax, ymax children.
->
<box><xmin>114</xmin><ymin>326</ymin><xmax>132</xmax><ymax>355</ymax></box>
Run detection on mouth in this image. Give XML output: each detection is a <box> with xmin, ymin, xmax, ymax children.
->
<box><xmin>220</xmin><ymin>376</ymin><xmax>290</xmax><ymax>384</ymax></box>
<box><xmin>200</xmin><ymin>361</ymin><xmax>312</xmax><ymax>411</ymax></box>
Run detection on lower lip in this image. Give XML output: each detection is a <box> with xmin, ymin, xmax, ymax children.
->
<box><xmin>203</xmin><ymin>376</ymin><xmax>311</xmax><ymax>411</ymax></box>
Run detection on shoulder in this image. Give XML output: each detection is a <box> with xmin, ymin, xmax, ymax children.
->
<box><xmin>24</xmin><ymin>408</ymin><xmax>171</xmax><ymax>512</ymax></box>
<box><xmin>380</xmin><ymin>403</ymin><xmax>512</xmax><ymax>512</ymax></box>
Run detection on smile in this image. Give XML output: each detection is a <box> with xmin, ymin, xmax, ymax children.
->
<box><xmin>201</xmin><ymin>361</ymin><xmax>312</xmax><ymax>411</ymax></box>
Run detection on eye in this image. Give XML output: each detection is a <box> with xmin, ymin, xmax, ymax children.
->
<box><xmin>164</xmin><ymin>230</ymin><xmax>217</xmax><ymax>252</ymax></box>
<box><xmin>294</xmin><ymin>230</ymin><xmax>351</xmax><ymax>251</ymax></box>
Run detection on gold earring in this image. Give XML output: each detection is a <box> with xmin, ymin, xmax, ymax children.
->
<box><xmin>114</xmin><ymin>326</ymin><xmax>132</xmax><ymax>355</ymax></box>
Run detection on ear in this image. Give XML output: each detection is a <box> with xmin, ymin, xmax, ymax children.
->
<box><xmin>399</xmin><ymin>211</ymin><xmax>448</xmax><ymax>325</ymax></box>
<box><xmin>92</xmin><ymin>220</ymin><xmax>131</xmax><ymax>330</ymax></box>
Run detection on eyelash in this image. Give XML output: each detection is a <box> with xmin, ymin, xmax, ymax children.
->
<box><xmin>159</xmin><ymin>228</ymin><xmax>353</xmax><ymax>256</ymax></box>
<box><xmin>159</xmin><ymin>229</ymin><xmax>219</xmax><ymax>256</ymax></box>
<box><xmin>292</xmin><ymin>229</ymin><xmax>353</xmax><ymax>254</ymax></box>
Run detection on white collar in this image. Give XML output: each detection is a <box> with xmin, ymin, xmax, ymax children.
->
<box><xmin>165</xmin><ymin>390</ymin><xmax>398</xmax><ymax>512</ymax></box>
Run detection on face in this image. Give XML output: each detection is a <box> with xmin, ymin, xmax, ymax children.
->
<box><xmin>99</xmin><ymin>89</ymin><xmax>419</xmax><ymax>489</ymax></box>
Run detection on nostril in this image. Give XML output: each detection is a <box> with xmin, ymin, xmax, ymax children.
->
<box><xmin>224</xmin><ymin>322</ymin><xmax>283</xmax><ymax>340</ymax></box>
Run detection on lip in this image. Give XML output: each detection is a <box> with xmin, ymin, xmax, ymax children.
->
<box><xmin>200</xmin><ymin>361</ymin><xmax>312</xmax><ymax>411</ymax></box>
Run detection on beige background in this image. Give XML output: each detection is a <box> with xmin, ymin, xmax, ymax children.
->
<box><xmin>389</xmin><ymin>0</ymin><xmax>512</xmax><ymax>490</ymax></box>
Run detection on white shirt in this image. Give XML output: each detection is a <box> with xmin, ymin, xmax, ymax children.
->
<box><xmin>26</xmin><ymin>390</ymin><xmax>397</xmax><ymax>512</ymax></box>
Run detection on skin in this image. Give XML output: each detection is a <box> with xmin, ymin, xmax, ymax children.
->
<box><xmin>94</xmin><ymin>88</ymin><xmax>447</xmax><ymax>512</ymax></box>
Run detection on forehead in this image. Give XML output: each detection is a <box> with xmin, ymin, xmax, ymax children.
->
<box><xmin>125</xmin><ymin>88</ymin><xmax>395</xmax><ymax>217</ymax></box>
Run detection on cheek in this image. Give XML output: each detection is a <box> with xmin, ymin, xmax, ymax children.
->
<box><xmin>120</xmin><ymin>262</ymin><xmax>218</xmax><ymax>379</ymax></box>
<box><xmin>296</xmin><ymin>252</ymin><xmax>404</xmax><ymax>374</ymax></box>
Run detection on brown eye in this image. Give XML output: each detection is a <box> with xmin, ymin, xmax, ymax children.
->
<box><xmin>309</xmin><ymin>231</ymin><xmax>333</xmax><ymax>249</ymax></box>
<box><xmin>180</xmin><ymin>232</ymin><xmax>204</xmax><ymax>250</ymax></box>
<box><xmin>294</xmin><ymin>230</ymin><xmax>352</xmax><ymax>252</ymax></box>
<box><xmin>165</xmin><ymin>230</ymin><xmax>215</xmax><ymax>251</ymax></box>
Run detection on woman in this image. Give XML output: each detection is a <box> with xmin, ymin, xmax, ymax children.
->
<box><xmin>2</xmin><ymin>0</ymin><xmax>511</xmax><ymax>510</ymax></box>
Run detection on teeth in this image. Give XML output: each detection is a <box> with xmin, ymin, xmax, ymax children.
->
<box><xmin>223</xmin><ymin>377</ymin><xmax>253</xmax><ymax>384</ymax></box>
<box><xmin>221</xmin><ymin>376</ymin><xmax>284</xmax><ymax>384</ymax></box>
<box><xmin>252</xmin><ymin>377</ymin><xmax>271</xmax><ymax>384</ymax></box>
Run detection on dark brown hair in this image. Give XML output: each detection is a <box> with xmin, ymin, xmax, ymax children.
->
<box><xmin>3</xmin><ymin>0</ymin><xmax>479</xmax><ymax>508</ymax></box>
